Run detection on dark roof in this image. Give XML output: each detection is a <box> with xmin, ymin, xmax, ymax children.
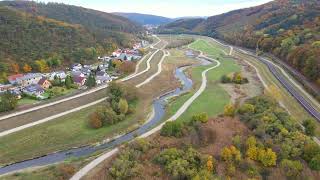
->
<box><xmin>38</xmin><ymin>77</ymin><xmax>48</xmax><ymax>85</ymax></box>
<box><xmin>73</xmin><ymin>76</ymin><xmax>86</xmax><ymax>83</ymax></box>
<box><xmin>24</xmin><ymin>84</ymin><xmax>44</xmax><ymax>93</ymax></box>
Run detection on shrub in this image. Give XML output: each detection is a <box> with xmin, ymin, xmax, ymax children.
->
<box><xmin>238</xmin><ymin>103</ymin><xmax>255</xmax><ymax>114</ymax></box>
<box><xmin>160</xmin><ymin>121</ymin><xmax>184</xmax><ymax>137</ymax></box>
<box><xmin>57</xmin><ymin>164</ymin><xmax>76</xmax><ymax>179</ymax></box>
<box><xmin>309</xmin><ymin>154</ymin><xmax>320</xmax><ymax>170</ymax></box>
<box><xmin>88</xmin><ymin>112</ymin><xmax>103</xmax><ymax>129</ymax></box>
<box><xmin>118</xmin><ymin>98</ymin><xmax>128</xmax><ymax>114</ymax></box>
<box><xmin>221</xmin><ymin>74</ymin><xmax>232</xmax><ymax>83</ymax></box>
<box><xmin>303</xmin><ymin>119</ymin><xmax>316</xmax><ymax>136</ymax></box>
<box><xmin>280</xmin><ymin>159</ymin><xmax>303</xmax><ymax>178</ymax></box>
<box><xmin>302</xmin><ymin>141</ymin><xmax>320</xmax><ymax>162</ymax></box>
<box><xmin>191</xmin><ymin>112</ymin><xmax>208</xmax><ymax>123</ymax></box>
<box><xmin>0</xmin><ymin>92</ymin><xmax>18</xmax><ymax>112</ymax></box>
<box><xmin>130</xmin><ymin>138</ymin><xmax>151</xmax><ymax>153</ymax></box>
<box><xmin>224</xmin><ymin>104</ymin><xmax>235</xmax><ymax>117</ymax></box>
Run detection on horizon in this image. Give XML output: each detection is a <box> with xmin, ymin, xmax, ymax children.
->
<box><xmin>37</xmin><ymin>0</ymin><xmax>273</xmax><ymax>18</ymax></box>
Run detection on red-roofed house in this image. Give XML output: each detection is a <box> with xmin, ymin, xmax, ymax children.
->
<box><xmin>8</xmin><ymin>74</ymin><xmax>24</xmax><ymax>85</ymax></box>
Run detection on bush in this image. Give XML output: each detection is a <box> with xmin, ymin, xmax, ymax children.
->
<box><xmin>303</xmin><ymin>119</ymin><xmax>316</xmax><ymax>136</ymax></box>
<box><xmin>130</xmin><ymin>138</ymin><xmax>151</xmax><ymax>153</ymax></box>
<box><xmin>0</xmin><ymin>92</ymin><xmax>18</xmax><ymax>112</ymax></box>
<box><xmin>221</xmin><ymin>74</ymin><xmax>232</xmax><ymax>83</ymax></box>
<box><xmin>280</xmin><ymin>159</ymin><xmax>303</xmax><ymax>178</ymax></box>
<box><xmin>238</xmin><ymin>103</ymin><xmax>255</xmax><ymax>114</ymax></box>
<box><xmin>118</xmin><ymin>98</ymin><xmax>128</xmax><ymax>114</ymax></box>
<box><xmin>88</xmin><ymin>112</ymin><xmax>103</xmax><ymax>129</ymax></box>
<box><xmin>191</xmin><ymin>112</ymin><xmax>208</xmax><ymax>123</ymax></box>
<box><xmin>302</xmin><ymin>141</ymin><xmax>320</xmax><ymax>162</ymax></box>
<box><xmin>309</xmin><ymin>154</ymin><xmax>320</xmax><ymax>170</ymax></box>
<box><xmin>160</xmin><ymin>121</ymin><xmax>184</xmax><ymax>137</ymax></box>
<box><xmin>57</xmin><ymin>164</ymin><xmax>76</xmax><ymax>179</ymax></box>
<box><xmin>224</xmin><ymin>104</ymin><xmax>235</xmax><ymax>117</ymax></box>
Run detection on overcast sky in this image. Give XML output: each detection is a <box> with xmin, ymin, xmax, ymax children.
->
<box><xmin>37</xmin><ymin>0</ymin><xmax>273</xmax><ymax>18</ymax></box>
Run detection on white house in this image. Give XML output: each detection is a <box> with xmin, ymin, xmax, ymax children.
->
<box><xmin>16</xmin><ymin>73</ymin><xmax>43</xmax><ymax>87</ymax></box>
<box><xmin>48</xmin><ymin>71</ymin><xmax>67</xmax><ymax>81</ymax></box>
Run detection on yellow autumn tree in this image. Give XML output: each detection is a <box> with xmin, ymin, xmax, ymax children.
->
<box><xmin>265</xmin><ymin>85</ymin><xmax>282</xmax><ymax>101</ymax></box>
<box><xmin>206</xmin><ymin>155</ymin><xmax>215</xmax><ymax>172</ymax></box>
<box><xmin>258</xmin><ymin>148</ymin><xmax>277</xmax><ymax>167</ymax></box>
<box><xmin>224</xmin><ymin>104</ymin><xmax>235</xmax><ymax>117</ymax></box>
<box><xmin>23</xmin><ymin>64</ymin><xmax>32</xmax><ymax>73</ymax></box>
<box><xmin>221</xmin><ymin>145</ymin><xmax>241</xmax><ymax>163</ymax></box>
<box><xmin>247</xmin><ymin>146</ymin><xmax>258</xmax><ymax>161</ymax></box>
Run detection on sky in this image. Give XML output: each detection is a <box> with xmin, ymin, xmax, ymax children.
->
<box><xmin>37</xmin><ymin>0</ymin><xmax>273</xmax><ymax>18</ymax></box>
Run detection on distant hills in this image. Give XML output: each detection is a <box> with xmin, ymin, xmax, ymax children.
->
<box><xmin>113</xmin><ymin>12</ymin><xmax>174</xmax><ymax>25</ymax></box>
<box><xmin>0</xmin><ymin>1</ymin><xmax>143</xmax><ymax>82</ymax></box>
<box><xmin>158</xmin><ymin>0</ymin><xmax>320</xmax><ymax>85</ymax></box>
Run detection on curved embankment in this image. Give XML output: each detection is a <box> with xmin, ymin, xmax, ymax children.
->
<box><xmin>70</xmin><ymin>50</ymin><xmax>221</xmax><ymax>180</ymax></box>
<box><xmin>120</xmin><ymin>36</ymin><xmax>163</xmax><ymax>82</ymax></box>
<box><xmin>135</xmin><ymin>50</ymin><xmax>170</xmax><ymax>88</ymax></box>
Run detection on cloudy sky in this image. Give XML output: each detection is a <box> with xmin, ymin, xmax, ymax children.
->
<box><xmin>38</xmin><ymin>0</ymin><xmax>273</xmax><ymax>18</ymax></box>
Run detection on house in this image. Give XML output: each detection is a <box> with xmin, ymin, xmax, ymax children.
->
<box><xmin>8</xmin><ymin>74</ymin><xmax>24</xmax><ymax>85</ymax></box>
<box><xmin>16</xmin><ymin>73</ymin><xmax>43</xmax><ymax>87</ymax></box>
<box><xmin>73</xmin><ymin>75</ymin><xmax>86</xmax><ymax>86</ymax></box>
<box><xmin>112</xmin><ymin>49</ymin><xmax>122</xmax><ymax>57</ymax></box>
<box><xmin>118</xmin><ymin>53</ymin><xmax>133</xmax><ymax>61</ymax></box>
<box><xmin>71</xmin><ymin>71</ymin><xmax>85</xmax><ymax>78</ymax></box>
<box><xmin>23</xmin><ymin>84</ymin><xmax>45</xmax><ymax>97</ymax></box>
<box><xmin>81</xmin><ymin>67</ymin><xmax>92</xmax><ymax>76</ymax></box>
<box><xmin>0</xmin><ymin>84</ymin><xmax>13</xmax><ymax>93</ymax></box>
<box><xmin>38</xmin><ymin>77</ymin><xmax>52</xmax><ymax>89</ymax></box>
<box><xmin>48</xmin><ymin>71</ymin><xmax>67</xmax><ymax>81</ymax></box>
<box><xmin>71</xmin><ymin>63</ymin><xmax>82</xmax><ymax>71</ymax></box>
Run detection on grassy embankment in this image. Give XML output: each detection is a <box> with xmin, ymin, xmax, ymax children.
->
<box><xmin>165</xmin><ymin>39</ymin><xmax>240</xmax><ymax>123</ymax></box>
<box><xmin>233</xmin><ymin>51</ymin><xmax>320</xmax><ymax>137</ymax></box>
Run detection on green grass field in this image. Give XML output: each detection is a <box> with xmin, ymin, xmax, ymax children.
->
<box><xmin>165</xmin><ymin>39</ymin><xmax>240</xmax><ymax>123</ymax></box>
<box><xmin>0</xmin><ymin>101</ymin><xmax>140</xmax><ymax>165</ymax></box>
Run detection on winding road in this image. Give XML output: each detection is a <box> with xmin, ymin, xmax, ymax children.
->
<box><xmin>69</xmin><ymin>46</ymin><xmax>221</xmax><ymax>180</ymax></box>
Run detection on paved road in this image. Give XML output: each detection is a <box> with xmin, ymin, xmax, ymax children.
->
<box><xmin>69</xmin><ymin>47</ymin><xmax>221</xmax><ymax>180</ymax></box>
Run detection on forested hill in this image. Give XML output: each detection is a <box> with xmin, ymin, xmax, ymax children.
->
<box><xmin>0</xmin><ymin>1</ymin><xmax>143</xmax><ymax>45</ymax></box>
<box><xmin>113</xmin><ymin>12</ymin><xmax>173</xmax><ymax>25</ymax></box>
<box><xmin>158</xmin><ymin>0</ymin><xmax>320</xmax><ymax>86</ymax></box>
<box><xmin>0</xmin><ymin>1</ymin><xmax>143</xmax><ymax>83</ymax></box>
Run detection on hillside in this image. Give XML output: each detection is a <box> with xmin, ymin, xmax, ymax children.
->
<box><xmin>113</xmin><ymin>12</ymin><xmax>173</xmax><ymax>25</ymax></box>
<box><xmin>158</xmin><ymin>0</ymin><xmax>320</xmax><ymax>86</ymax></box>
<box><xmin>0</xmin><ymin>1</ymin><xmax>143</xmax><ymax>46</ymax></box>
<box><xmin>158</xmin><ymin>18</ymin><xmax>206</xmax><ymax>34</ymax></box>
<box><xmin>0</xmin><ymin>1</ymin><xmax>143</xmax><ymax>83</ymax></box>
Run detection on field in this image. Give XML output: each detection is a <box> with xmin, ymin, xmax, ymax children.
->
<box><xmin>165</xmin><ymin>39</ymin><xmax>240</xmax><ymax>123</ymax></box>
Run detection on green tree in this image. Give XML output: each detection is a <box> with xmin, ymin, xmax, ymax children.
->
<box><xmin>258</xmin><ymin>148</ymin><xmax>277</xmax><ymax>167</ymax></box>
<box><xmin>0</xmin><ymin>92</ymin><xmax>18</xmax><ymax>112</ymax></box>
<box><xmin>302</xmin><ymin>141</ymin><xmax>320</xmax><ymax>162</ymax></box>
<box><xmin>65</xmin><ymin>75</ymin><xmax>73</xmax><ymax>89</ymax></box>
<box><xmin>309</xmin><ymin>154</ymin><xmax>320</xmax><ymax>170</ymax></box>
<box><xmin>118</xmin><ymin>98</ymin><xmax>128</xmax><ymax>114</ymax></box>
<box><xmin>86</xmin><ymin>74</ymin><xmax>96</xmax><ymax>88</ymax></box>
<box><xmin>303</xmin><ymin>119</ymin><xmax>316</xmax><ymax>136</ymax></box>
<box><xmin>191</xmin><ymin>112</ymin><xmax>208</xmax><ymax>123</ymax></box>
<box><xmin>160</xmin><ymin>121</ymin><xmax>184</xmax><ymax>137</ymax></box>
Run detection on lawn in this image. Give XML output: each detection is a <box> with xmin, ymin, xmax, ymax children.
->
<box><xmin>17</xmin><ymin>98</ymin><xmax>39</xmax><ymax>106</ymax></box>
<box><xmin>165</xmin><ymin>39</ymin><xmax>240</xmax><ymax>123</ymax></box>
<box><xmin>0</xmin><ymin>100</ymin><xmax>140</xmax><ymax>165</ymax></box>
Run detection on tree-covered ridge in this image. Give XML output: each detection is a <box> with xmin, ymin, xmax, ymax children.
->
<box><xmin>0</xmin><ymin>1</ymin><xmax>143</xmax><ymax>46</ymax></box>
<box><xmin>158</xmin><ymin>0</ymin><xmax>320</xmax><ymax>86</ymax></box>
<box><xmin>0</xmin><ymin>6</ymin><xmax>97</xmax><ymax>64</ymax></box>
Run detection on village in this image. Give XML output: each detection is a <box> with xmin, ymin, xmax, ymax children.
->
<box><xmin>0</xmin><ymin>41</ymin><xmax>146</xmax><ymax>108</ymax></box>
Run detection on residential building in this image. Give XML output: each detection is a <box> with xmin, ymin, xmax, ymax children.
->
<box><xmin>48</xmin><ymin>71</ymin><xmax>67</xmax><ymax>81</ymax></box>
<box><xmin>38</xmin><ymin>77</ymin><xmax>52</xmax><ymax>89</ymax></box>
<box><xmin>8</xmin><ymin>74</ymin><xmax>24</xmax><ymax>85</ymax></box>
<box><xmin>16</xmin><ymin>73</ymin><xmax>43</xmax><ymax>87</ymax></box>
<box><xmin>73</xmin><ymin>76</ymin><xmax>86</xmax><ymax>86</ymax></box>
<box><xmin>71</xmin><ymin>63</ymin><xmax>82</xmax><ymax>71</ymax></box>
<box><xmin>23</xmin><ymin>84</ymin><xmax>45</xmax><ymax>97</ymax></box>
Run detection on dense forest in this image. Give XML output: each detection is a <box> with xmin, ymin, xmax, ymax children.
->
<box><xmin>0</xmin><ymin>1</ymin><xmax>143</xmax><ymax>83</ymax></box>
<box><xmin>113</xmin><ymin>12</ymin><xmax>174</xmax><ymax>25</ymax></box>
<box><xmin>158</xmin><ymin>0</ymin><xmax>320</xmax><ymax>87</ymax></box>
